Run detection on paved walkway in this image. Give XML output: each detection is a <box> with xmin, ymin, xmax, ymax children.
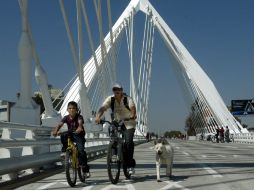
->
<box><xmin>11</xmin><ymin>140</ymin><xmax>254</xmax><ymax>190</ymax></box>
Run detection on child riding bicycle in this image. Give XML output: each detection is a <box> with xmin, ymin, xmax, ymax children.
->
<box><xmin>52</xmin><ymin>101</ymin><xmax>90</xmax><ymax>177</ymax></box>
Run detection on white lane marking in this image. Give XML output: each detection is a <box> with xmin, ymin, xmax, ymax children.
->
<box><xmin>82</xmin><ymin>186</ymin><xmax>94</xmax><ymax>190</ymax></box>
<box><xmin>158</xmin><ymin>181</ymin><xmax>190</xmax><ymax>190</ymax></box>
<box><xmin>201</xmin><ymin>155</ymin><xmax>207</xmax><ymax>158</ymax></box>
<box><xmin>233</xmin><ymin>155</ymin><xmax>238</xmax><ymax>158</ymax></box>
<box><xmin>183</xmin><ymin>152</ymin><xmax>190</xmax><ymax>156</ymax></box>
<box><xmin>56</xmin><ymin>179</ymin><xmax>66</xmax><ymax>182</ymax></box>
<box><xmin>176</xmin><ymin>147</ymin><xmax>180</xmax><ymax>149</ymax></box>
<box><xmin>36</xmin><ymin>182</ymin><xmax>57</xmax><ymax>190</ymax></box>
<box><xmin>37</xmin><ymin>180</ymin><xmax>84</xmax><ymax>189</ymax></box>
<box><xmin>125</xmin><ymin>184</ymin><xmax>136</xmax><ymax>190</ymax></box>
<box><xmin>227</xmin><ymin>146</ymin><xmax>237</xmax><ymax>148</ymax></box>
<box><xmin>203</xmin><ymin>167</ymin><xmax>222</xmax><ymax>178</ymax></box>
<box><xmin>101</xmin><ymin>184</ymin><xmax>135</xmax><ymax>190</ymax></box>
<box><xmin>60</xmin><ymin>181</ymin><xmax>82</xmax><ymax>186</ymax></box>
<box><xmin>218</xmin><ymin>155</ymin><xmax>226</xmax><ymax>158</ymax></box>
<box><xmin>60</xmin><ymin>181</ymin><xmax>69</xmax><ymax>186</ymax></box>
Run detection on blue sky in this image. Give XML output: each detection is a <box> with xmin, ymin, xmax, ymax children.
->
<box><xmin>0</xmin><ymin>0</ymin><xmax>253</xmax><ymax>133</ymax></box>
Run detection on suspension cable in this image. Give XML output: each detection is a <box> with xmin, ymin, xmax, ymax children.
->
<box><xmin>59</xmin><ymin>0</ymin><xmax>79</xmax><ymax>75</ymax></box>
<box><xmin>107</xmin><ymin>0</ymin><xmax>117</xmax><ymax>82</ymax></box>
<box><xmin>139</xmin><ymin>14</ymin><xmax>152</xmax><ymax>127</ymax></box>
<box><xmin>93</xmin><ymin>0</ymin><xmax>113</xmax><ymax>98</ymax></box>
<box><xmin>143</xmin><ymin>20</ymin><xmax>155</xmax><ymax>129</ymax></box>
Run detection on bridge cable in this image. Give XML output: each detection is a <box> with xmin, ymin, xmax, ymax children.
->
<box><xmin>140</xmin><ymin>14</ymin><xmax>152</xmax><ymax>131</ymax></box>
<box><xmin>138</xmin><ymin>13</ymin><xmax>151</xmax><ymax>132</ymax></box>
<box><xmin>107</xmin><ymin>0</ymin><xmax>117</xmax><ymax>82</ymax></box>
<box><xmin>80</xmin><ymin>0</ymin><xmax>104</xmax><ymax>101</ymax></box>
<box><xmin>59</xmin><ymin>0</ymin><xmax>80</xmax><ymax>76</ymax></box>
<box><xmin>93</xmin><ymin>0</ymin><xmax>110</xmax><ymax>99</ymax></box>
<box><xmin>144</xmin><ymin>19</ymin><xmax>155</xmax><ymax>130</ymax></box>
<box><xmin>76</xmin><ymin>0</ymin><xmax>92</xmax><ymax>119</ymax></box>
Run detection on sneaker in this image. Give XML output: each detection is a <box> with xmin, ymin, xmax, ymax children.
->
<box><xmin>60</xmin><ymin>152</ymin><xmax>65</xmax><ymax>157</ymax></box>
<box><xmin>82</xmin><ymin>166</ymin><xmax>90</xmax><ymax>174</ymax></box>
<box><xmin>111</xmin><ymin>155</ymin><xmax>118</xmax><ymax>163</ymax></box>
<box><xmin>85</xmin><ymin>172</ymin><xmax>91</xmax><ymax>178</ymax></box>
<box><xmin>128</xmin><ymin>167</ymin><xmax>135</xmax><ymax>175</ymax></box>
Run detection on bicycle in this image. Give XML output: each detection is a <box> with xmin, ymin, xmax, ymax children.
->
<box><xmin>100</xmin><ymin>118</ymin><xmax>132</xmax><ymax>184</ymax></box>
<box><xmin>210</xmin><ymin>133</ymin><xmax>217</xmax><ymax>143</ymax></box>
<box><xmin>60</xmin><ymin>132</ymin><xmax>86</xmax><ymax>187</ymax></box>
<box><xmin>199</xmin><ymin>134</ymin><xmax>204</xmax><ymax>141</ymax></box>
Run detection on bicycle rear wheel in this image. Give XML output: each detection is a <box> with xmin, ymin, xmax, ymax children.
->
<box><xmin>78</xmin><ymin>167</ymin><xmax>86</xmax><ymax>183</ymax></box>
<box><xmin>65</xmin><ymin>150</ymin><xmax>77</xmax><ymax>187</ymax></box>
<box><xmin>107</xmin><ymin>142</ymin><xmax>120</xmax><ymax>184</ymax></box>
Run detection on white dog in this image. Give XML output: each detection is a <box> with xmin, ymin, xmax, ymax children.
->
<box><xmin>154</xmin><ymin>138</ymin><xmax>174</xmax><ymax>182</ymax></box>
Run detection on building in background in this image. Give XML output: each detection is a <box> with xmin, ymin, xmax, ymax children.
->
<box><xmin>0</xmin><ymin>100</ymin><xmax>15</xmax><ymax>138</ymax></box>
<box><xmin>1</xmin><ymin>85</ymin><xmax>63</xmax><ymax>121</ymax></box>
<box><xmin>0</xmin><ymin>100</ymin><xmax>15</xmax><ymax>122</ymax></box>
<box><xmin>34</xmin><ymin>85</ymin><xmax>64</xmax><ymax>112</ymax></box>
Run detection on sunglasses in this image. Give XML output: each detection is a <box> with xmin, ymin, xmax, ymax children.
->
<box><xmin>113</xmin><ymin>88</ymin><xmax>122</xmax><ymax>92</ymax></box>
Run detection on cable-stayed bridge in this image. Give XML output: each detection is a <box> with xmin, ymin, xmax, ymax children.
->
<box><xmin>0</xmin><ymin>0</ymin><xmax>253</xmax><ymax>189</ymax></box>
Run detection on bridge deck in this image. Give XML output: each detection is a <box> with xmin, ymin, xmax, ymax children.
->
<box><xmin>6</xmin><ymin>140</ymin><xmax>254</xmax><ymax>190</ymax></box>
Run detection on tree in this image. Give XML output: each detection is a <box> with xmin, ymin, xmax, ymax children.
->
<box><xmin>234</xmin><ymin>116</ymin><xmax>241</xmax><ymax>124</ymax></box>
<box><xmin>32</xmin><ymin>92</ymin><xmax>64</xmax><ymax>114</ymax></box>
<box><xmin>185</xmin><ymin>114</ymin><xmax>196</xmax><ymax>136</ymax></box>
<box><xmin>32</xmin><ymin>94</ymin><xmax>44</xmax><ymax>114</ymax></box>
<box><xmin>164</xmin><ymin>130</ymin><xmax>183</xmax><ymax>138</ymax></box>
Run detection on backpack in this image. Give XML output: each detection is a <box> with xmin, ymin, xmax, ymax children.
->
<box><xmin>110</xmin><ymin>95</ymin><xmax>130</xmax><ymax>113</ymax></box>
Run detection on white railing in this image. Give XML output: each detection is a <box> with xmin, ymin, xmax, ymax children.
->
<box><xmin>0</xmin><ymin>121</ymin><xmax>145</xmax><ymax>182</ymax></box>
<box><xmin>195</xmin><ymin>132</ymin><xmax>254</xmax><ymax>144</ymax></box>
<box><xmin>233</xmin><ymin>132</ymin><xmax>254</xmax><ymax>144</ymax></box>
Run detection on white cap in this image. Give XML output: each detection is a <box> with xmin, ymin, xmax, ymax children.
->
<box><xmin>112</xmin><ymin>83</ymin><xmax>123</xmax><ymax>90</ymax></box>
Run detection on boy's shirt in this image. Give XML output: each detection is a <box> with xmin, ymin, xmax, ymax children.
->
<box><xmin>62</xmin><ymin>114</ymin><xmax>85</xmax><ymax>136</ymax></box>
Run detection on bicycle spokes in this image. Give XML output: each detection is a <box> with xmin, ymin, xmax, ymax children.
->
<box><xmin>65</xmin><ymin>151</ymin><xmax>77</xmax><ymax>187</ymax></box>
<box><xmin>107</xmin><ymin>142</ymin><xmax>121</xmax><ymax>184</ymax></box>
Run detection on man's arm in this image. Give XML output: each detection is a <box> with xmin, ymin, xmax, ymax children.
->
<box><xmin>130</xmin><ymin>105</ymin><xmax>137</xmax><ymax>119</ymax></box>
<box><xmin>128</xmin><ymin>96</ymin><xmax>137</xmax><ymax>119</ymax></box>
<box><xmin>95</xmin><ymin>96</ymin><xmax>111</xmax><ymax>123</ymax></box>
<box><xmin>95</xmin><ymin>106</ymin><xmax>107</xmax><ymax>124</ymax></box>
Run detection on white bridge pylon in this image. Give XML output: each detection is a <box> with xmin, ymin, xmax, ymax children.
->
<box><xmin>39</xmin><ymin>0</ymin><xmax>245</xmax><ymax>134</ymax></box>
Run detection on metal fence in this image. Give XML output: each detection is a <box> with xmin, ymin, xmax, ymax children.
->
<box><xmin>195</xmin><ymin>132</ymin><xmax>254</xmax><ymax>144</ymax></box>
<box><xmin>233</xmin><ymin>132</ymin><xmax>254</xmax><ymax>144</ymax></box>
<box><xmin>0</xmin><ymin>121</ymin><xmax>145</xmax><ymax>182</ymax></box>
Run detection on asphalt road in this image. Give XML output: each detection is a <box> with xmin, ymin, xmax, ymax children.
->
<box><xmin>11</xmin><ymin>140</ymin><xmax>254</xmax><ymax>190</ymax></box>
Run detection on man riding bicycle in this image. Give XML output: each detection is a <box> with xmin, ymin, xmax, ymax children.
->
<box><xmin>95</xmin><ymin>83</ymin><xmax>137</xmax><ymax>175</ymax></box>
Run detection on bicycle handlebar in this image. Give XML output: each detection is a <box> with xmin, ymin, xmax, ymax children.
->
<box><xmin>55</xmin><ymin>131</ymin><xmax>78</xmax><ymax>136</ymax></box>
<box><xmin>99</xmin><ymin>118</ymin><xmax>133</xmax><ymax>125</ymax></box>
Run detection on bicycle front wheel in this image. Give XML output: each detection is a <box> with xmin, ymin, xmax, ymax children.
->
<box><xmin>65</xmin><ymin>150</ymin><xmax>77</xmax><ymax>187</ymax></box>
<box><xmin>107</xmin><ymin>142</ymin><xmax>120</xmax><ymax>184</ymax></box>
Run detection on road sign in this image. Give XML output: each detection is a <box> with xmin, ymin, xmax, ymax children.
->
<box><xmin>231</xmin><ymin>99</ymin><xmax>254</xmax><ymax>115</ymax></box>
